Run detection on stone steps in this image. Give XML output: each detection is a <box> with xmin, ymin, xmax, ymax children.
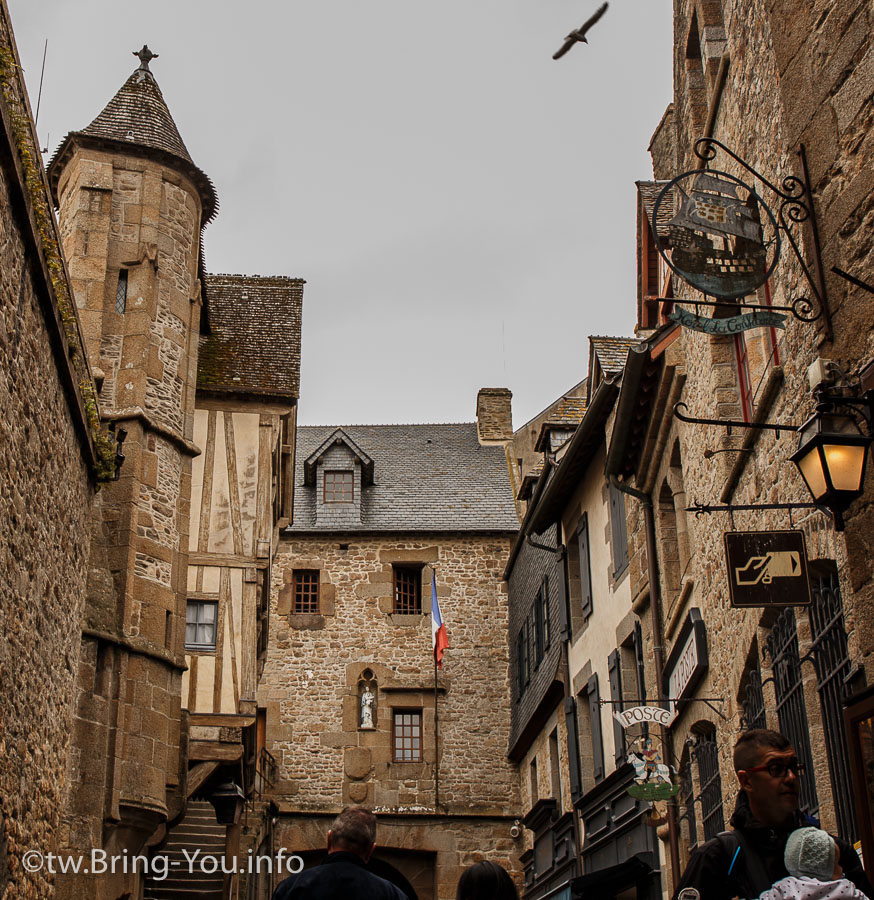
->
<box><xmin>143</xmin><ymin>801</ymin><xmax>226</xmax><ymax>900</ymax></box>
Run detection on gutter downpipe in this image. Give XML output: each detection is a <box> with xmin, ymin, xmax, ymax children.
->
<box><xmin>609</xmin><ymin>474</ymin><xmax>681</xmax><ymax>893</ymax></box>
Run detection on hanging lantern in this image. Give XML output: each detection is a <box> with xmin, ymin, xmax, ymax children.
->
<box><xmin>790</xmin><ymin>406</ymin><xmax>871</xmax><ymax>531</ymax></box>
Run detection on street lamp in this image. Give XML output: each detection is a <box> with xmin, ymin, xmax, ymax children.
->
<box><xmin>208</xmin><ymin>782</ymin><xmax>246</xmax><ymax>825</ymax></box>
<box><xmin>790</xmin><ymin>392</ymin><xmax>873</xmax><ymax>531</ymax></box>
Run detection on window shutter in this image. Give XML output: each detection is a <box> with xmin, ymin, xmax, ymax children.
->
<box><xmin>565</xmin><ymin>696</ymin><xmax>583</xmax><ymax>805</ymax></box>
<box><xmin>587</xmin><ymin>673</ymin><xmax>604</xmax><ymax>782</ymax></box>
<box><xmin>609</xmin><ymin>484</ymin><xmax>629</xmax><ymax>576</ymax></box>
<box><xmin>577</xmin><ymin>513</ymin><xmax>593</xmax><ymax>619</ymax></box>
<box><xmin>608</xmin><ymin>649</ymin><xmax>625</xmax><ymax>765</ymax></box>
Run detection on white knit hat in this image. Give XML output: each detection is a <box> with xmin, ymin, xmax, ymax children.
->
<box><xmin>784</xmin><ymin>827</ymin><xmax>836</xmax><ymax>881</ymax></box>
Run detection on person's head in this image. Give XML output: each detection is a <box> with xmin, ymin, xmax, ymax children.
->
<box><xmin>455</xmin><ymin>861</ymin><xmax>519</xmax><ymax>900</ymax></box>
<box><xmin>327</xmin><ymin>806</ymin><xmax>377</xmax><ymax>861</ymax></box>
<box><xmin>784</xmin><ymin>827</ymin><xmax>841</xmax><ymax>881</ymax></box>
<box><xmin>734</xmin><ymin>729</ymin><xmax>802</xmax><ymax>828</ymax></box>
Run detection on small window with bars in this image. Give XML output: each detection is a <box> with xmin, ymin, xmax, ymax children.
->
<box><xmin>324</xmin><ymin>470</ymin><xmax>354</xmax><ymax>503</ymax></box>
<box><xmin>393</xmin><ymin>565</ymin><xmax>422</xmax><ymax>614</ymax></box>
<box><xmin>185</xmin><ymin>600</ymin><xmax>217</xmax><ymax>651</ymax></box>
<box><xmin>393</xmin><ymin>710</ymin><xmax>422</xmax><ymax>762</ymax></box>
<box><xmin>293</xmin><ymin>570</ymin><xmax>320</xmax><ymax>614</ymax></box>
<box><xmin>115</xmin><ymin>269</ymin><xmax>128</xmax><ymax>314</ymax></box>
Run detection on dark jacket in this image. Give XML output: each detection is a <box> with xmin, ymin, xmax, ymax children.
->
<box><xmin>671</xmin><ymin>792</ymin><xmax>872</xmax><ymax>900</ymax></box>
<box><xmin>272</xmin><ymin>851</ymin><xmax>408</xmax><ymax>900</ymax></box>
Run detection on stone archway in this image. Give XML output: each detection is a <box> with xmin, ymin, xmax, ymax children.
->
<box><xmin>371</xmin><ymin>849</ymin><xmax>435</xmax><ymax>900</ymax></box>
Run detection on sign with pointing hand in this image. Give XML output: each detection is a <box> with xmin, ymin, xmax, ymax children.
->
<box><xmin>724</xmin><ymin>531</ymin><xmax>812</xmax><ymax>608</ymax></box>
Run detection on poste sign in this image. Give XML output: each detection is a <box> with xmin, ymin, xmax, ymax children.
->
<box><xmin>613</xmin><ymin>705</ymin><xmax>676</xmax><ymax>729</ymax></box>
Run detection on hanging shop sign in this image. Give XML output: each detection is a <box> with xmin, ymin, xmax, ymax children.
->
<box><xmin>663</xmin><ymin>608</ymin><xmax>708</xmax><ymax>714</ymax></box>
<box><xmin>724</xmin><ymin>530</ymin><xmax>812</xmax><ymax>608</ymax></box>
<box><xmin>613</xmin><ymin>705</ymin><xmax>676</xmax><ymax>729</ymax></box>
<box><xmin>625</xmin><ymin>738</ymin><xmax>679</xmax><ymax>801</ymax></box>
<box><xmin>653</xmin><ymin>169</ymin><xmax>780</xmax><ymax>301</ymax></box>
<box><xmin>668</xmin><ymin>307</ymin><xmax>786</xmax><ymax>335</ymax></box>
<box><xmin>649</xmin><ymin>138</ymin><xmax>831</xmax><ymax>336</ymax></box>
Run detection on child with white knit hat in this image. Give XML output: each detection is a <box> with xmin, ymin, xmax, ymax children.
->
<box><xmin>756</xmin><ymin>826</ymin><xmax>870</xmax><ymax>900</ymax></box>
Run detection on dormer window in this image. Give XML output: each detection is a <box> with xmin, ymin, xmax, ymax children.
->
<box><xmin>324</xmin><ymin>470</ymin><xmax>354</xmax><ymax>503</ymax></box>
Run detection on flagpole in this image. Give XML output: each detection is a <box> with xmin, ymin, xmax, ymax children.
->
<box><xmin>434</xmin><ymin>645</ymin><xmax>440</xmax><ymax>812</ymax></box>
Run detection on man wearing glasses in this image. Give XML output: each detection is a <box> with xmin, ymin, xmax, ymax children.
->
<box><xmin>671</xmin><ymin>729</ymin><xmax>871</xmax><ymax>899</ymax></box>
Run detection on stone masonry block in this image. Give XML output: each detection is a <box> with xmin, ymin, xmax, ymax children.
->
<box><xmin>344</xmin><ymin>747</ymin><xmax>372</xmax><ymax>780</ymax></box>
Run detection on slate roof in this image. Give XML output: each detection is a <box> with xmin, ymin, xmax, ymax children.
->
<box><xmin>48</xmin><ymin>55</ymin><xmax>218</xmax><ymax>222</ymax></box>
<box><xmin>533</xmin><ymin>396</ymin><xmax>588</xmax><ymax>452</ymax></box>
<box><xmin>82</xmin><ymin>65</ymin><xmax>192</xmax><ymax>162</ymax></box>
<box><xmin>637</xmin><ymin>180</ymin><xmax>672</xmax><ymax>239</ymax></box>
<box><xmin>517</xmin><ymin>459</ymin><xmax>544</xmax><ymax>501</ymax></box>
<box><xmin>590</xmin><ymin>336</ymin><xmax>637</xmax><ymax>376</ymax></box>
<box><xmin>288</xmin><ymin>423</ymin><xmax>519</xmax><ymax>532</ymax></box>
<box><xmin>198</xmin><ymin>274</ymin><xmax>303</xmax><ymax>399</ymax></box>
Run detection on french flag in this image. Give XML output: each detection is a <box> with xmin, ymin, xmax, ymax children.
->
<box><xmin>431</xmin><ymin>572</ymin><xmax>449</xmax><ymax>669</ymax></box>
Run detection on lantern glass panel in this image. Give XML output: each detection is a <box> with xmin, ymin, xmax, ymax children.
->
<box><xmin>823</xmin><ymin>443</ymin><xmax>866</xmax><ymax>492</ymax></box>
<box><xmin>797</xmin><ymin>446</ymin><xmax>828</xmax><ymax>500</ymax></box>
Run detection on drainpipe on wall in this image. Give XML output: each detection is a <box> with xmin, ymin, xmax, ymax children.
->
<box><xmin>608</xmin><ymin>475</ymin><xmax>681</xmax><ymax>893</ymax></box>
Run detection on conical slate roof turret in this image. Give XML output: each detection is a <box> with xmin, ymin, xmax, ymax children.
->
<box><xmin>49</xmin><ymin>46</ymin><xmax>217</xmax><ymax>222</ymax></box>
<box><xmin>81</xmin><ymin>45</ymin><xmax>193</xmax><ymax>162</ymax></box>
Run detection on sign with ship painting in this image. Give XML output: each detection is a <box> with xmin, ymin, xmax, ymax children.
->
<box><xmin>652</xmin><ymin>170</ymin><xmax>781</xmax><ymax>301</ymax></box>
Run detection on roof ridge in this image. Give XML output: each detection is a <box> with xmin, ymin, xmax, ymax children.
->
<box><xmin>207</xmin><ymin>272</ymin><xmax>306</xmax><ymax>282</ymax></box>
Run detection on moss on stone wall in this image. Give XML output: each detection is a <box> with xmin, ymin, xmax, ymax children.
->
<box><xmin>0</xmin><ymin>43</ymin><xmax>116</xmax><ymax>481</ymax></box>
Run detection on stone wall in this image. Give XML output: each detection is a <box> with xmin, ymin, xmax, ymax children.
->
<box><xmin>618</xmin><ymin>0</ymin><xmax>874</xmax><ymax>881</ymax></box>
<box><xmin>261</xmin><ymin>533</ymin><xmax>521</xmax><ymax>899</ymax></box>
<box><xmin>274</xmin><ymin>813</ymin><xmax>523</xmax><ymax>900</ymax></box>
<box><xmin>0</xmin><ymin>6</ymin><xmax>96</xmax><ymax>893</ymax></box>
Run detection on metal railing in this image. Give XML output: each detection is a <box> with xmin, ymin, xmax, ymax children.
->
<box><xmin>764</xmin><ymin>608</ymin><xmax>819</xmax><ymax>819</ymax></box>
<box><xmin>808</xmin><ymin>569</ymin><xmax>857</xmax><ymax>842</ymax></box>
<box><xmin>255</xmin><ymin>747</ymin><xmax>276</xmax><ymax>800</ymax></box>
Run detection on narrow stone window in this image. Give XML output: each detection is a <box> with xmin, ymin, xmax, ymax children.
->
<box><xmin>323</xmin><ymin>470</ymin><xmax>353</xmax><ymax>503</ymax></box>
<box><xmin>393</xmin><ymin>565</ymin><xmax>422</xmax><ymax>613</ymax></box>
<box><xmin>392</xmin><ymin>710</ymin><xmax>422</xmax><ymax>762</ymax></box>
<box><xmin>529</xmin><ymin>756</ymin><xmax>539</xmax><ymax>803</ymax></box>
<box><xmin>115</xmin><ymin>269</ymin><xmax>128</xmax><ymax>314</ymax></box>
<box><xmin>293</xmin><ymin>570</ymin><xmax>320</xmax><ymax>614</ymax></box>
<box><xmin>185</xmin><ymin>600</ymin><xmax>218</xmax><ymax>651</ymax></box>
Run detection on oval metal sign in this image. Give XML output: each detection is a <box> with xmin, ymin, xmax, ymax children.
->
<box><xmin>652</xmin><ymin>169</ymin><xmax>781</xmax><ymax>300</ymax></box>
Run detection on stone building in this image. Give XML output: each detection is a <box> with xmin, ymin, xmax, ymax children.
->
<box><xmin>603</xmin><ymin>0</ymin><xmax>874</xmax><ymax>890</ymax></box>
<box><xmin>0</xmin><ymin>3</ymin><xmax>107</xmax><ymax>895</ymax></box>
<box><xmin>260</xmin><ymin>389</ymin><xmax>522</xmax><ymax>900</ymax></box>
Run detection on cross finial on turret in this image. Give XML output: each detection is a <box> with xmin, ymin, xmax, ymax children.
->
<box><xmin>133</xmin><ymin>45</ymin><xmax>158</xmax><ymax>72</ymax></box>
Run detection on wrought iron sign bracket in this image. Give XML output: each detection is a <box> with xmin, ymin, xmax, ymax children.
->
<box><xmin>692</xmin><ymin>138</ymin><xmax>832</xmax><ymax>337</ymax></box>
<box><xmin>598</xmin><ymin>697</ymin><xmax>728</xmax><ymax>721</ymax></box>
<box><xmin>687</xmin><ymin>501</ymin><xmax>826</xmax><ymax>519</ymax></box>
<box><xmin>673</xmin><ymin>401</ymin><xmax>797</xmax><ymax>437</ymax></box>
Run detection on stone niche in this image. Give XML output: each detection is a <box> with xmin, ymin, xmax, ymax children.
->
<box><xmin>359</xmin><ymin>670</ymin><xmax>378</xmax><ymax>730</ymax></box>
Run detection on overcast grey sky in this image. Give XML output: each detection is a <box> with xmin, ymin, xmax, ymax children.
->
<box><xmin>9</xmin><ymin>0</ymin><xmax>672</xmax><ymax>429</ymax></box>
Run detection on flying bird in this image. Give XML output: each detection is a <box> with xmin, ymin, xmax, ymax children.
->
<box><xmin>552</xmin><ymin>2</ymin><xmax>609</xmax><ymax>60</ymax></box>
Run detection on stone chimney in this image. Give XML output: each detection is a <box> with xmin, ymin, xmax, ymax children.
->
<box><xmin>476</xmin><ymin>388</ymin><xmax>513</xmax><ymax>444</ymax></box>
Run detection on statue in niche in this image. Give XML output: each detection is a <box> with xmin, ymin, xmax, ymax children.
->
<box><xmin>360</xmin><ymin>685</ymin><xmax>375</xmax><ymax>729</ymax></box>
